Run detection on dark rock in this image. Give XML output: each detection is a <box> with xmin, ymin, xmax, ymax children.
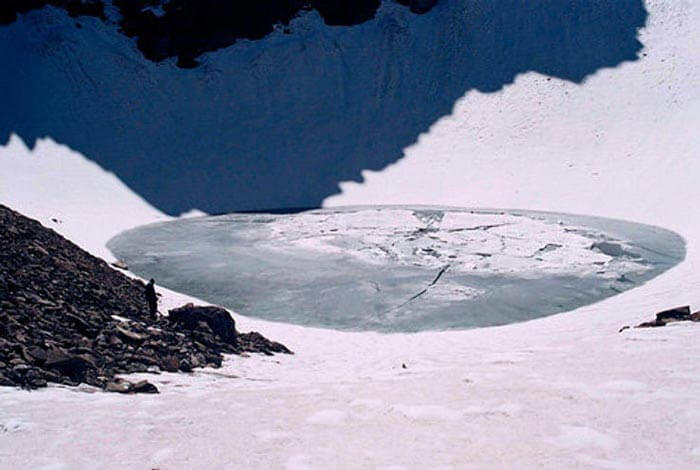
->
<box><xmin>656</xmin><ymin>306</ymin><xmax>691</xmax><ymax>322</ymax></box>
<box><xmin>1</xmin><ymin>1</ymin><xmax>437</xmax><ymax>67</ymax></box>
<box><xmin>45</xmin><ymin>348</ymin><xmax>95</xmax><ymax>382</ymax></box>
<box><xmin>238</xmin><ymin>331</ymin><xmax>293</xmax><ymax>355</ymax></box>
<box><xmin>691</xmin><ymin>311</ymin><xmax>700</xmax><ymax>322</ymax></box>
<box><xmin>178</xmin><ymin>359</ymin><xmax>192</xmax><ymax>373</ymax></box>
<box><xmin>168</xmin><ymin>304</ymin><xmax>237</xmax><ymax>346</ymax></box>
<box><xmin>636</xmin><ymin>305</ymin><xmax>694</xmax><ymax>328</ymax></box>
<box><xmin>116</xmin><ymin>325</ymin><xmax>149</xmax><ymax>343</ymax></box>
<box><xmin>65</xmin><ymin>312</ymin><xmax>98</xmax><ymax>338</ymax></box>
<box><xmin>11</xmin><ymin>364</ymin><xmax>30</xmax><ymax>375</ymax></box>
<box><xmin>205</xmin><ymin>354</ymin><xmax>222</xmax><ymax>368</ymax></box>
<box><xmin>24</xmin><ymin>346</ymin><xmax>48</xmax><ymax>364</ymax></box>
<box><xmin>106</xmin><ymin>378</ymin><xmax>158</xmax><ymax>394</ymax></box>
<box><xmin>106</xmin><ymin>378</ymin><xmax>132</xmax><ymax>393</ymax></box>
<box><xmin>132</xmin><ymin>379</ymin><xmax>159</xmax><ymax>394</ymax></box>
<box><xmin>0</xmin><ymin>0</ymin><xmax>105</xmax><ymax>26</ymax></box>
<box><xmin>0</xmin><ymin>372</ymin><xmax>14</xmax><ymax>386</ymax></box>
<box><xmin>0</xmin><ymin>204</ymin><xmax>290</xmax><ymax>392</ymax></box>
<box><xmin>8</xmin><ymin>364</ymin><xmax>47</xmax><ymax>389</ymax></box>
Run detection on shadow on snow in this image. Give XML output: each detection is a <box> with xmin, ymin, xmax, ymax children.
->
<box><xmin>0</xmin><ymin>0</ymin><xmax>647</xmax><ymax>215</ymax></box>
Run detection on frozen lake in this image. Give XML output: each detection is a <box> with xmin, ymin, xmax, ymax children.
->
<box><xmin>108</xmin><ymin>207</ymin><xmax>685</xmax><ymax>332</ymax></box>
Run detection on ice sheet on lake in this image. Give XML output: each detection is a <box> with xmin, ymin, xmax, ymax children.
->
<box><xmin>108</xmin><ymin>207</ymin><xmax>684</xmax><ymax>332</ymax></box>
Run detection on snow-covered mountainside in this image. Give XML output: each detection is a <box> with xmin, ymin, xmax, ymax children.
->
<box><xmin>2</xmin><ymin>0</ymin><xmax>700</xmax><ymax>468</ymax></box>
<box><xmin>0</xmin><ymin>0</ymin><xmax>645</xmax><ymax>215</ymax></box>
<box><xmin>1</xmin><ymin>0</ymin><xmax>437</xmax><ymax>68</ymax></box>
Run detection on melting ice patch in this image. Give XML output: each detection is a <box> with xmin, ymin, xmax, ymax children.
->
<box><xmin>108</xmin><ymin>207</ymin><xmax>684</xmax><ymax>332</ymax></box>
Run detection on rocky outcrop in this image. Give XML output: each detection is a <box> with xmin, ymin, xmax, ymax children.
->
<box><xmin>168</xmin><ymin>304</ymin><xmax>238</xmax><ymax>346</ymax></box>
<box><xmin>237</xmin><ymin>331</ymin><xmax>293</xmax><ymax>356</ymax></box>
<box><xmin>619</xmin><ymin>305</ymin><xmax>700</xmax><ymax>332</ymax></box>
<box><xmin>0</xmin><ymin>204</ymin><xmax>291</xmax><ymax>392</ymax></box>
<box><xmin>636</xmin><ymin>306</ymin><xmax>695</xmax><ymax>328</ymax></box>
<box><xmin>0</xmin><ymin>0</ymin><xmax>104</xmax><ymax>25</ymax></box>
<box><xmin>1</xmin><ymin>0</ymin><xmax>438</xmax><ymax>68</ymax></box>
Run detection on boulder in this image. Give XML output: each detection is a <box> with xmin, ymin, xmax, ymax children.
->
<box><xmin>159</xmin><ymin>356</ymin><xmax>180</xmax><ymax>373</ymax></box>
<box><xmin>132</xmin><ymin>380</ymin><xmax>159</xmax><ymax>394</ymax></box>
<box><xmin>178</xmin><ymin>358</ymin><xmax>192</xmax><ymax>373</ymax></box>
<box><xmin>45</xmin><ymin>347</ymin><xmax>96</xmax><ymax>382</ymax></box>
<box><xmin>655</xmin><ymin>306</ymin><xmax>691</xmax><ymax>323</ymax></box>
<box><xmin>106</xmin><ymin>378</ymin><xmax>158</xmax><ymax>394</ymax></box>
<box><xmin>8</xmin><ymin>365</ymin><xmax>47</xmax><ymax>389</ymax></box>
<box><xmin>636</xmin><ymin>306</ymin><xmax>693</xmax><ymax>328</ymax></box>
<box><xmin>24</xmin><ymin>346</ymin><xmax>48</xmax><ymax>364</ymax></box>
<box><xmin>106</xmin><ymin>379</ymin><xmax>132</xmax><ymax>393</ymax></box>
<box><xmin>238</xmin><ymin>331</ymin><xmax>293</xmax><ymax>355</ymax></box>
<box><xmin>116</xmin><ymin>325</ymin><xmax>149</xmax><ymax>343</ymax></box>
<box><xmin>168</xmin><ymin>304</ymin><xmax>237</xmax><ymax>345</ymax></box>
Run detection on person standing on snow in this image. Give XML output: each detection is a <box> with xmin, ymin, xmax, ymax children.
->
<box><xmin>145</xmin><ymin>278</ymin><xmax>158</xmax><ymax>319</ymax></box>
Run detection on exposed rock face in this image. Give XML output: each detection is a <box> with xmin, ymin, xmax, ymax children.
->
<box><xmin>0</xmin><ymin>1</ymin><xmax>104</xmax><ymax>25</ymax></box>
<box><xmin>237</xmin><ymin>331</ymin><xmax>293</xmax><ymax>356</ymax></box>
<box><xmin>1</xmin><ymin>0</ymin><xmax>438</xmax><ymax>67</ymax></box>
<box><xmin>168</xmin><ymin>304</ymin><xmax>237</xmax><ymax>346</ymax></box>
<box><xmin>635</xmin><ymin>305</ymin><xmax>698</xmax><ymax>328</ymax></box>
<box><xmin>106</xmin><ymin>377</ymin><xmax>159</xmax><ymax>394</ymax></box>
<box><xmin>0</xmin><ymin>204</ymin><xmax>291</xmax><ymax>391</ymax></box>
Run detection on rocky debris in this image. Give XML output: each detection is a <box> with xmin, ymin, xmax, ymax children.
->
<box><xmin>0</xmin><ymin>0</ymin><xmax>105</xmax><ymax>25</ymax></box>
<box><xmin>1</xmin><ymin>1</ymin><xmax>438</xmax><ymax>68</ymax></box>
<box><xmin>237</xmin><ymin>331</ymin><xmax>293</xmax><ymax>356</ymax></box>
<box><xmin>637</xmin><ymin>306</ymin><xmax>692</xmax><ymax>328</ymax></box>
<box><xmin>0</xmin><ymin>204</ymin><xmax>291</xmax><ymax>392</ymax></box>
<box><xmin>619</xmin><ymin>305</ymin><xmax>700</xmax><ymax>331</ymax></box>
<box><xmin>168</xmin><ymin>304</ymin><xmax>237</xmax><ymax>346</ymax></box>
<box><xmin>106</xmin><ymin>377</ymin><xmax>158</xmax><ymax>394</ymax></box>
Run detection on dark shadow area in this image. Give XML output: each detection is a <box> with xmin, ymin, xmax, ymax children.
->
<box><xmin>1</xmin><ymin>0</ymin><xmax>434</xmax><ymax>68</ymax></box>
<box><xmin>0</xmin><ymin>0</ymin><xmax>647</xmax><ymax>215</ymax></box>
<box><xmin>0</xmin><ymin>1</ymin><xmax>105</xmax><ymax>25</ymax></box>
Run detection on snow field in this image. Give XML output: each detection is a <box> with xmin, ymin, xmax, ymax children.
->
<box><xmin>1</xmin><ymin>0</ymin><xmax>700</xmax><ymax>468</ymax></box>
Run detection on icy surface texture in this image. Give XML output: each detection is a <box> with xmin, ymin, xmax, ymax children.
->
<box><xmin>108</xmin><ymin>207</ymin><xmax>684</xmax><ymax>332</ymax></box>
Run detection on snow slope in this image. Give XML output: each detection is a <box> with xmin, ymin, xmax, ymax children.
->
<box><xmin>2</xmin><ymin>0</ymin><xmax>700</xmax><ymax>469</ymax></box>
<box><xmin>0</xmin><ymin>0</ymin><xmax>647</xmax><ymax>215</ymax></box>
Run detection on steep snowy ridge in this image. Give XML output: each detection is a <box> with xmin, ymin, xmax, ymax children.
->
<box><xmin>1</xmin><ymin>0</ymin><xmax>646</xmax><ymax>214</ymax></box>
<box><xmin>2</xmin><ymin>0</ymin><xmax>700</xmax><ymax>468</ymax></box>
<box><xmin>1</xmin><ymin>0</ymin><xmax>438</xmax><ymax>68</ymax></box>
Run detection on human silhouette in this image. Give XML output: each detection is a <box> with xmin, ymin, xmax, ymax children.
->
<box><xmin>145</xmin><ymin>278</ymin><xmax>158</xmax><ymax>318</ymax></box>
